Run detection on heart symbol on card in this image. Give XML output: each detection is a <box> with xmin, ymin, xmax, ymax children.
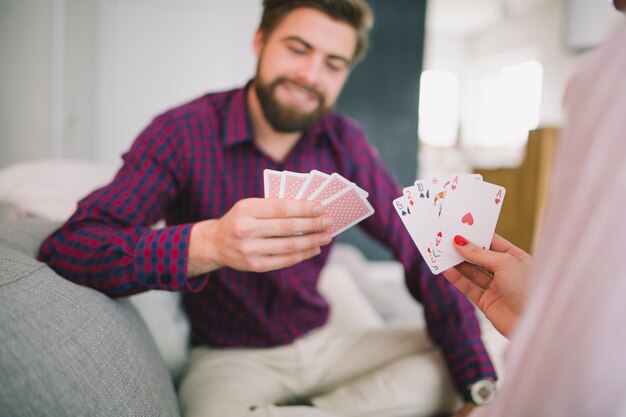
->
<box><xmin>495</xmin><ymin>189</ymin><xmax>503</xmax><ymax>205</ymax></box>
<box><xmin>435</xmin><ymin>231</ymin><xmax>442</xmax><ymax>246</ymax></box>
<box><xmin>461</xmin><ymin>213</ymin><xmax>474</xmax><ymax>226</ymax></box>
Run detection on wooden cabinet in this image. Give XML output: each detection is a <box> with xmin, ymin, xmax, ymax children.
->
<box><xmin>475</xmin><ymin>127</ymin><xmax>559</xmax><ymax>254</ymax></box>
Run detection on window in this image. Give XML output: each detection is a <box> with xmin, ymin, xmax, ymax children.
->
<box><xmin>418</xmin><ymin>70</ymin><xmax>459</xmax><ymax>147</ymax></box>
<box><xmin>470</xmin><ymin>60</ymin><xmax>543</xmax><ymax>149</ymax></box>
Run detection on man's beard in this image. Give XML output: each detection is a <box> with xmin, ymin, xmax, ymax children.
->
<box><xmin>255</xmin><ymin>76</ymin><xmax>328</xmax><ymax>133</ymax></box>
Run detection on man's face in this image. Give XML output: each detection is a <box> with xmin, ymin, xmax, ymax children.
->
<box><xmin>253</xmin><ymin>8</ymin><xmax>357</xmax><ymax>132</ymax></box>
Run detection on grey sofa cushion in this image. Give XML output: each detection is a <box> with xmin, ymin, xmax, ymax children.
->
<box><xmin>0</xmin><ymin>217</ymin><xmax>59</xmax><ymax>257</ymax></box>
<box><xmin>0</xmin><ymin>221</ymin><xmax>180</xmax><ymax>416</ymax></box>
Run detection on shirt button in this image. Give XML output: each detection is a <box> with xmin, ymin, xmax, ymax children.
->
<box><xmin>162</xmin><ymin>276</ymin><xmax>171</xmax><ymax>284</ymax></box>
<box><xmin>146</xmin><ymin>277</ymin><xmax>155</xmax><ymax>285</ymax></box>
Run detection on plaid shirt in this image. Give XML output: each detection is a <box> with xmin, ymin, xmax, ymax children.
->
<box><xmin>38</xmin><ymin>83</ymin><xmax>496</xmax><ymax>392</ymax></box>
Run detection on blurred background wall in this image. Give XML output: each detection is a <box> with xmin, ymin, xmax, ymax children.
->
<box><xmin>1</xmin><ymin>0</ymin><xmax>622</xmax><ymax>257</ymax></box>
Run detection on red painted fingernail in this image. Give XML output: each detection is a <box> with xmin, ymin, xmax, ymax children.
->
<box><xmin>454</xmin><ymin>235</ymin><xmax>468</xmax><ymax>246</ymax></box>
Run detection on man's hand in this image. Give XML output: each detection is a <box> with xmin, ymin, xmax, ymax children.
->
<box><xmin>188</xmin><ymin>198</ymin><xmax>333</xmax><ymax>276</ymax></box>
<box><xmin>442</xmin><ymin>234</ymin><xmax>533</xmax><ymax>338</ymax></box>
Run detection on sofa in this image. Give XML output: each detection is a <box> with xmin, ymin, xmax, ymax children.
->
<box><xmin>0</xmin><ymin>218</ymin><xmax>181</xmax><ymax>416</ymax></box>
<box><xmin>0</xmin><ymin>159</ymin><xmax>508</xmax><ymax>416</ymax></box>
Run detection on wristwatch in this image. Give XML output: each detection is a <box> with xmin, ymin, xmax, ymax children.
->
<box><xmin>464</xmin><ymin>379</ymin><xmax>496</xmax><ymax>406</ymax></box>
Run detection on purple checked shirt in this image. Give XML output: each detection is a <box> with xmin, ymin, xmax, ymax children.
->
<box><xmin>38</xmin><ymin>83</ymin><xmax>496</xmax><ymax>392</ymax></box>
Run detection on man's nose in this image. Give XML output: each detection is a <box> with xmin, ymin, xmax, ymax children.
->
<box><xmin>295</xmin><ymin>54</ymin><xmax>324</xmax><ymax>86</ymax></box>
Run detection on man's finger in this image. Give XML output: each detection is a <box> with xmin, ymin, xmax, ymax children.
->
<box><xmin>254</xmin><ymin>216</ymin><xmax>333</xmax><ymax>237</ymax></box>
<box><xmin>246</xmin><ymin>198</ymin><xmax>325</xmax><ymax>219</ymax></box>
<box><xmin>247</xmin><ymin>233</ymin><xmax>332</xmax><ymax>257</ymax></box>
<box><xmin>251</xmin><ymin>247</ymin><xmax>322</xmax><ymax>272</ymax></box>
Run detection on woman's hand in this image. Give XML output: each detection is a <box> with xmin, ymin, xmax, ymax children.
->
<box><xmin>442</xmin><ymin>234</ymin><xmax>533</xmax><ymax>337</ymax></box>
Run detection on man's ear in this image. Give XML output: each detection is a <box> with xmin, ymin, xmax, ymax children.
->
<box><xmin>253</xmin><ymin>29</ymin><xmax>265</xmax><ymax>58</ymax></box>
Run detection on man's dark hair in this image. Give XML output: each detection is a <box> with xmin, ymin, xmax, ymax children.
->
<box><xmin>260</xmin><ymin>0</ymin><xmax>374</xmax><ymax>63</ymax></box>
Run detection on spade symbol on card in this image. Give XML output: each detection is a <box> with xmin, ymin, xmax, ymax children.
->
<box><xmin>419</xmin><ymin>190</ymin><xmax>430</xmax><ymax>199</ymax></box>
<box><xmin>461</xmin><ymin>212</ymin><xmax>474</xmax><ymax>226</ymax></box>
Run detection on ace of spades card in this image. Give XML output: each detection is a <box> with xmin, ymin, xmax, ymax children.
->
<box><xmin>433</xmin><ymin>177</ymin><xmax>506</xmax><ymax>259</ymax></box>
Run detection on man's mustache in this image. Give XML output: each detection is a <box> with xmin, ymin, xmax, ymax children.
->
<box><xmin>273</xmin><ymin>77</ymin><xmax>324</xmax><ymax>102</ymax></box>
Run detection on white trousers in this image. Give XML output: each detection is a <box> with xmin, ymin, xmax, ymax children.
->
<box><xmin>178</xmin><ymin>265</ymin><xmax>462</xmax><ymax>417</ymax></box>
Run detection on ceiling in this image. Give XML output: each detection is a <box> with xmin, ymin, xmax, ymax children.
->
<box><xmin>426</xmin><ymin>0</ymin><xmax>552</xmax><ymax>36</ymax></box>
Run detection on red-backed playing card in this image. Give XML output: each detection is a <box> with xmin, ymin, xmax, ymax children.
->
<box><xmin>321</xmin><ymin>186</ymin><xmax>374</xmax><ymax>237</ymax></box>
<box><xmin>263</xmin><ymin>169</ymin><xmax>282</xmax><ymax>198</ymax></box>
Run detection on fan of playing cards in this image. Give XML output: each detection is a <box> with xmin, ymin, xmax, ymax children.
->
<box><xmin>393</xmin><ymin>173</ymin><xmax>506</xmax><ymax>274</ymax></box>
<box><xmin>263</xmin><ymin>169</ymin><xmax>375</xmax><ymax>237</ymax></box>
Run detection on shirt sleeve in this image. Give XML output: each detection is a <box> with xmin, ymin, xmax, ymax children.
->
<box><xmin>38</xmin><ymin>114</ymin><xmax>209</xmax><ymax>297</ymax></box>
<box><xmin>346</xmin><ymin>130</ymin><xmax>497</xmax><ymax>393</ymax></box>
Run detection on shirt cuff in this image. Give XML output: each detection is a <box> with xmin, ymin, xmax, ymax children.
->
<box><xmin>134</xmin><ymin>224</ymin><xmax>208</xmax><ymax>292</ymax></box>
<box><xmin>446</xmin><ymin>340</ymin><xmax>498</xmax><ymax>393</ymax></box>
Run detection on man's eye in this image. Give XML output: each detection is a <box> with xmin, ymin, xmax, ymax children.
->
<box><xmin>289</xmin><ymin>46</ymin><xmax>306</xmax><ymax>55</ymax></box>
<box><xmin>326</xmin><ymin>61</ymin><xmax>345</xmax><ymax>73</ymax></box>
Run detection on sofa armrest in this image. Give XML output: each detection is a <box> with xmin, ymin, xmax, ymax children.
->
<box><xmin>0</xmin><ymin>218</ymin><xmax>59</xmax><ymax>258</ymax></box>
<box><xmin>0</xmin><ymin>218</ymin><xmax>191</xmax><ymax>382</ymax></box>
<box><xmin>0</xmin><ymin>247</ymin><xmax>180</xmax><ymax>416</ymax></box>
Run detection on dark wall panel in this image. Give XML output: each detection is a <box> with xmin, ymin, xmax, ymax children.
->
<box><xmin>336</xmin><ymin>0</ymin><xmax>427</xmax><ymax>260</ymax></box>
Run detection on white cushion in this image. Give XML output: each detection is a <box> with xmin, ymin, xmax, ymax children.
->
<box><xmin>0</xmin><ymin>158</ymin><xmax>118</xmax><ymax>221</ymax></box>
<box><xmin>318</xmin><ymin>262</ymin><xmax>384</xmax><ymax>331</ymax></box>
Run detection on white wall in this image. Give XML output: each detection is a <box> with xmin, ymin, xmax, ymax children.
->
<box><xmin>564</xmin><ymin>0</ymin><xmax>623</xmax><ymax>50</ymax></box>
<box><xmin>0</xmin><ymin>0</ymin><xmax>261</xmax><ymax>169</ymax></box>
<box><xmin>62</xmin><ymin>0</ymin><xmax>96</xmax><ymax>160</ymax></box>
<box><xmin>464</xmin><ymin>0</ymin><xmax>578</xmax><ymax>127</ymax></box>
<box><xmin>423</xmin><ymin>32</ymin><xmax>467</xmax><ymax>76</ymax></box>
<box><xmin>92</xmin><ymin>0</ymin><xmax>261</xmax><ymax>164</ymax></box>
<box><xmin>0</xmin><ymin>0</ymin><xmax>54</xmax><ymax>168</ymax></box>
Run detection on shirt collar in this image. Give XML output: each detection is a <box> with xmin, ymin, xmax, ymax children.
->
<box><xmin>307</xmin><ymin>113</ymin><xmax>342</xmax><ymax>151</ymax></box>
<box><xmin>222</xmin><ymin>82</ymin><xmax>255</xmax><ymax>148</ymax></box>
<box><xmin>223</xmin><ymin>80</ymin><xmax>339</xmax><ymax>152</ymax></box>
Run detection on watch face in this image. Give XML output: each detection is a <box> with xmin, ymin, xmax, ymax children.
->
<box><xmin>471</xmin><ymin>379</ymin><xmax>496</xmax><ymax>405</ymax></box>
